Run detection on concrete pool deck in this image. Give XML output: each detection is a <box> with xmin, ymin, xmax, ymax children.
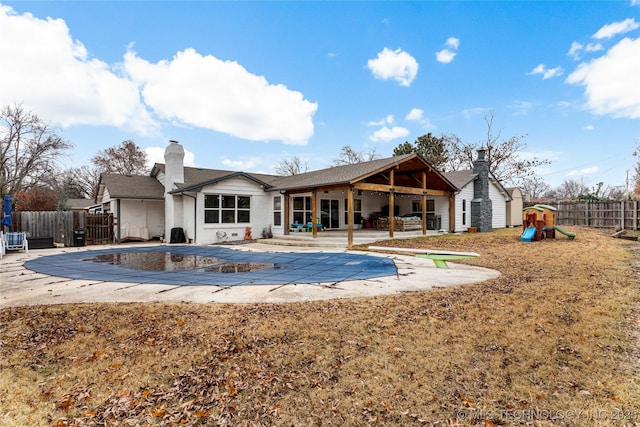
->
<box><xmin>0</xmin><ymin>242</ymin><xmax>501</xmax><ymax>307</ymax></box>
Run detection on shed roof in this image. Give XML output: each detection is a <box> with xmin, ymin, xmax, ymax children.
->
<box><xmin>97</xmin><ymin>174</ymin><xmax>165</xmax><ymax>200</ymax></box>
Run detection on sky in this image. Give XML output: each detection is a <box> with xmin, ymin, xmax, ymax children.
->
<box><xmin>1</xmin><ymin>1</ymin><xmax>639</xmax><ymax>192</ymax></box>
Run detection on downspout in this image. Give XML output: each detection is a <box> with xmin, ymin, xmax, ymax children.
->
<box><xmin>182</xmin><ymin>192</ymin><xmax>197</xmax><ymax>244</ymax></box>
<box><xmin>116</xmin><ymin>198</ymin><xmax>121</xmax><ymax>244</ymax></box>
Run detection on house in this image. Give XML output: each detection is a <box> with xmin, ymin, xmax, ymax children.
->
<box><xmin>96</xmin><ymin>141</ymin><xmax>511</xmax><ymax>247</ymax></box>
<box><xmin>441</xmin><ymin>149</ymin><xmax>513</xmax><ymax>232</ymax></box>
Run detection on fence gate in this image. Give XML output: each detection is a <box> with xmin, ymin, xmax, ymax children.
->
<box><xmin>85</xmin><ymin>213</ymin><xmax>113</xmax><ymax>245</ymax></box>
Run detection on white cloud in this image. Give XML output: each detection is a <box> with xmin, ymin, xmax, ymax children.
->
<box><xmin>568</xmin><ymin>41</ymin><xmax>583</xmax><ymax>59</ymax></box>
<box><xmin>0</xmin><ymin>5</ymin><xmax>158</xmax><ymax>135</ymax></box>
<box><xmin>124</xmin><ymin>49</ymin><xmax>317</xmax><ymax>145</ymax></box>
<box><xmin>566</xmin><ymin>37</ymin><xmax>640</xmax><ymax>119</ymax></box>
<box><xmin>593</xmin><ymin>18</ymin><xmax>639</xmax><ymax>39</ymax></box>
<box><xmin>632</xmin><ymin>0</ymin><xmax>640</xmax><ymax>6</ymax></box>
<box><xmin>435</xmin><ymin>36</ymin><xmax>460</xmax><ymax>64</ymax></box>
<box><xmin>510</xmin><ymin>101</ymin><xmax>534</xmax><ymax>116</ymax></box>
<box><xmin>367</xmin><ymin>47</ymin><xmax>418</xmax><ymax>87</ymax></box>
<box><xmin>567</xmin><ymin>166</ymin><xmax>599</xmax><ymax>176</ymax></box>
<box><xmin>569</xmin><ymin>41</ymin><xmax>605</xmax><ymax>60</ymax></box>
<box><xmin>435</xmin><ymin>49</ymin><xmax>456</xmax><ymax>64</ymax></box>
<box><xmin>145</xmin><ymin>146</ymin><xmax>196</xmax><ymax>169</ymax></box>
<box><xmin>369</xmin><ymin>126</ymin><xmax>410</xmax><ymax>142</ymax></box>
<box><xmin>445</xmin><ymin>37</ymin><xmax>460</xmax><ymax>49</ymax></box>
<box><xmin>0</xmin><ymin>5</ymin><xmax>317</xmax><ymax>145</ymax></box>
<box><xmin>462</xmin><ymin>107</ymin><xmax>488</xmax><ymax>119</ymax></box>
<box><xmin>528</xmin><ymin>63</ymin><xmax>563</xmax><ymax>79</ymax></box>
<box><xmin>221</xmin><ymin>156</ymin><xmax>263</xmax><ymax>170</ymax></box>
<box><xmin>405</xmin><ymin>108</ymin><xmax>424</xmax><ymax>121</ymax></box>
<box><xmin>583</xmin><ymin>125</ymin><xmax>595</xmax><ymax>131</ymax></box>
<box><xmin>367</xmin><ymin>114</ymin><xmax>394</xmax><ymax>126</ymax></box>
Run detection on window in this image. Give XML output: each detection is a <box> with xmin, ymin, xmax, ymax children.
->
<box><xmin>412</xmin><ymin>199</ymin><xmax>435</xmax><ymax>215</ymax></box>
<box><xmin>204</xmin><ymin>195</ymin><xmax>251</xmax><ymax>224</ymax></box>
<box><xmin>462</xmin><ymin>199</ymin><xmax>467</xmax><ymax>225</ymax></box>
<box><xmin>273</xmin><ymin>196</ymin><xmax>282</xmax><ymax>226</ymax></box>
<box><xmin>292</xmin><ymin>196</ymin><xmax>312</xmax><ymax>224</ymax></box>
<box><xmin>344</xmin><ymin>198</ymin><xmax>362</xmax><ymax>225</ymax></box>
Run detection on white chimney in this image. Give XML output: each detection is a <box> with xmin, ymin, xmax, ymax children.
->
<box><xmin>164</xmin><ymin>140</ymin><xmax>184</xmax><ymax>191</ymax></box>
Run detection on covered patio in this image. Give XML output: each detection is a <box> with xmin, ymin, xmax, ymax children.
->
<box><xmin>268</xmin><ymin>153</ymin><xmax>457</xmax><ymax>248</ymax></box>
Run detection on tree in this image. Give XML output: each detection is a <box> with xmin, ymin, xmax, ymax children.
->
<box><xmin>91</xmin><ymin>140</ymin><xmax>148</xmax><ymax>175</ymax></box>
<box><xmin>332</xmin><ymin>145</ymin><xmax>381</xmax><ymax>166</ymax></box>
<box><xmin>519</xmin><ymin>175</ymin><xmax>552</xmax><ymax>201</ymax></box>
<box><xmin>62</xmin><ymin>166</ymin><xmax>101</xmax><ymax>199</ymax></box>
<box><xmin>0</xmin><ymin>103</ymin><xmax>72</xmax><ymax>197</ymax></box>
<box><xmin>440</xmin><ymin>112</ymin><xmax>551</xmax><ymax>186</ymax></box>
<box><xmin>555</xmin><ymin>179</ymin><xmax>588</xmax><ymax>200</ymax></box>
<box><xmin>274</xmin><ymin>156</ymin><xmax>309</xmax><ymax>176</ymax></box>
<box><xmin>14</xmin><ymin>186</ymin><xmax>60</xmax><ymax>211</ymax></box>
<box><xmin>393</xmin><ymin>133</ymin><xmax>448</xmax><ymax>169</ymax></box>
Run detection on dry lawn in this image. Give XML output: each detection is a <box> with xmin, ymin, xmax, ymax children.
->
<box><xmin>1</xmin><ymin>227</ymin><xmax>639</xmax><ymax>426</ymax></box>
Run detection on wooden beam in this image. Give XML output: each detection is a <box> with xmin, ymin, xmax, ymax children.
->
<box><xmin>312</xmin><ymin>190</ymin><xmax>317</xmax><ymax>238</ymax></box>
<box><xmin>422</xmin><ymin>172</ymin><xmax>427</xmax><ymax>235</ymax></box>
<box><xmin>389</xmin><ymin>169</ymin><xmax>395</xmax><ymax>238</ymax></box>
<box><xmin>347</xmin><ymin>186</ymin><xmax>354</xmax><ymax>248</ymax></box>
<box><xmin>353</xmin><ymin>182</ymin><xmax>449</xmax><ymax>197</ymax></box>
<box><xmin>284</xmin><ymin>192</ymin><xmax>290</xmax><ymax>235</ymax></box>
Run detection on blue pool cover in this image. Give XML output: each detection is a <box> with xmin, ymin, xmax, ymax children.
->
<box><xmin>24</xmin><ymin>246</ymin><xmax>397</xmax><ymax>286</ymax></box>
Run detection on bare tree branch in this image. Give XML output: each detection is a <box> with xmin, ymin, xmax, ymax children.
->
<box><xmin>0</xmin><ymin>103</ymin><xmax>72</xmax><ymax>197</ymax></box>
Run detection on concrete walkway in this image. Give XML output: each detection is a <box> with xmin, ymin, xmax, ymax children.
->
<box><xmin>0</xmin><ymin>242</ymin><xmax>500</xmax><ymax>307</ymax></box>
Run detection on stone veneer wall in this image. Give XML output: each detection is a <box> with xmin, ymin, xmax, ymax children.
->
<box><xmin>471</xmin><ymin>149</ymin><xmax>493</xmax><ymax>232</ymax></box>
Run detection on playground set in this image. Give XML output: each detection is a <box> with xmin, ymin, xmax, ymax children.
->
<box><xmin>521</xmin><ymin>204</ymin><xmax>576</xmax><ymax>242</ymax></box>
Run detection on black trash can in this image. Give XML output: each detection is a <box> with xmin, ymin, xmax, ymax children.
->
<box><xmin>74</xmin><ymin>228</ymin><xmax>86</xmax><ymax>247</ymax></box>
<box><xmin>170</xmin><ymin>227</ymin><xmax>186</xmax><ymax>243</ymax></box>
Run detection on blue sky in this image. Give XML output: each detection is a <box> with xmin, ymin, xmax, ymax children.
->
<box><xmin>1</xmin><ymin>1</ymin><xmax>639</xmax><ymax>191</ymax></box>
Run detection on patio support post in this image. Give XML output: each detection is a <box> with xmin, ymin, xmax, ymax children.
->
<box><xmin>422</xmin><ymin>171</ymin><xmax>427</xmax><ymax>235</ymax></box>
<box><xmin>312</xmin><ymin>189</ymin><xmax>318</xmax><ymax>238</ymax></box>
<box><xmin>388</xmin><ymin>169</ymin><xmax>395</xmax><ymax>238</ymax></box>
<box><xmin>284</xmin><ymin>192</ymin><xmax>290</xmax><ymax>235</ymax></box>
<box><xmin>347</xmin><ymin>185</ymin><xmax>354</xmax><ymax>248</ymax></box>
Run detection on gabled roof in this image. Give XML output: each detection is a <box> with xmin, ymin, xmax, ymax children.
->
<box><xmin>97</xmin><ymin>174</ymin><xmax>165</xmax><ymax>200</ymax></box>
<box><xmin>442</xmin><ymin>170</ymin><xmax>477</xmax><ymax>189</ymax></box>
<box><xmin>151</xmin><ymin>164</ymin><xmax>277</xmax><ymax>193</ymax></box>
<box><xmin>443</xmin><ymin>169</ymin><xmax>512</xmax><ymax>201</ymax></box>
<box><xmin>266</xmin><ymin>154</ymin><xmax>456</xmax><ymax>193</ymax></box>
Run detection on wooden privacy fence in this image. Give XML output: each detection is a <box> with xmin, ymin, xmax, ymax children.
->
<box><xmin>533</xmin><ymin>201</ymin><xmax>640</xmax><ymax>230</ymax></box>
<box><xmin>9</xmin><ymin>211</ymin><xmax>113</xmax><ymax>247</ymax></box>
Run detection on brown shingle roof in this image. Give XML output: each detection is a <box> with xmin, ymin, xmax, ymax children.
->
<box><xmin>442</xmin><ymin>170</ymin><xmax>477</xmax><ymax>189</ymax></box>
<box><xmin>152</xmin><ymin>164</ymin><xmax>278</xmax><ymax>191</ymax></box>
<box><xmin>99</xmin><ymin>174</ymin><xmax>165</xmax><ymax>199</ymax></box>
<box><xmin>266</xmin><ymin>154</ymin><xmax>420</xmax><ymax>190</ymax></box>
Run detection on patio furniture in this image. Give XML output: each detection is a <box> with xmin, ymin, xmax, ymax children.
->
<box><xmin>4</xmin><ymin>231</ymin><xmax>28</xmax><ymax>253</ymax></box>
<box><xmin>0</xmin><ymin>231</ymin><xmax>5</xmax><ymax>258</ymax></box>
<box><xmin>306</xmin><ymin>221</ymin><xmax>323</xmax><ymax>232</ymax></box>
<box><xmin>289</xmin><ymin>223</ymin><xmax>304</xmax><ymax>232</ymax></box>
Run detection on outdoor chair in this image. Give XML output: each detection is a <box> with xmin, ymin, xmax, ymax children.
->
<box><xmin>5</xmin><ymin>231</ymin><xmax>28</xmax><ymax>253</ymax></box>
<box><xmin>0</xmin><ymin>231</ymin><xmax>5</xmax><ymax>258</ymax></box>
<box><xmin>289</xmin><ymin>223</ymin><xmax>304</xmax><ymax>232</ymax></box>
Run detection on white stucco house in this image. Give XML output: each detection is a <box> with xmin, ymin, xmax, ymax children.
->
<box><xmin>96</xmin><ymin>141</ymin><xmax>513</xmax><ymax>247</ymax></box>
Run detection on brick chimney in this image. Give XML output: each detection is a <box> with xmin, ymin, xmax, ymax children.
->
<box><xmin>164</xmin><ymin>140</ymin><xmax>184</xmax><ymax>192</ymax></box>
<box><xmin>163</xmin><ymin>140</ymin><xmax>185</xmax><ymax>240</ymax></box>
<box><xmin>471</xmin><ymin>148</ymin><xmax>492</xmax><ymax>232</ymax></box>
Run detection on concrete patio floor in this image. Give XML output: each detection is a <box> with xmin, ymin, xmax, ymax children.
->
<box><xmin>0</xmin><ymin>241</ymin><xmax>500</xmax><ymax>307</ymax></box>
